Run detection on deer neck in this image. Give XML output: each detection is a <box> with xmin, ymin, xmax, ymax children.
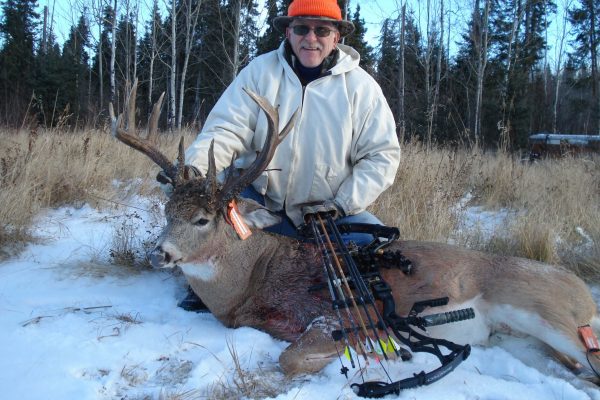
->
<box><xmin>181</xmin><ymin>221</ymin><xmax>288</xmax><ymax>319</ymax></box>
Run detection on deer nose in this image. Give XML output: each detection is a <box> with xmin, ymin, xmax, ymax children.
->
<box><xmin>150</xmin><ymin>248</ymin><xmax>166</xmax><ymax>268</ymax></box>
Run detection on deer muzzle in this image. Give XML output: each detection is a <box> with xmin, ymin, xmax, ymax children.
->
<box><xmin>150</xmin><ymin>249</ymin><xmax>166</xmax><ymax>268</ymax></box>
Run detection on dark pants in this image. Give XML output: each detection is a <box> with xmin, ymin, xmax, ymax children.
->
<box><xmin>240</xmin><ymin>186</ymin><xmax>383</xmax><ymax>246</ymax></box>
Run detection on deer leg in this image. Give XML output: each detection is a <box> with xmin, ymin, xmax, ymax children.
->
<box><xmin>551</xmin><ymin>349</ymin><xmax>585</xmax><ymax>373</ymax></box>
<box><xmin>279</xmin><ymin>317</ymin><xmax>339</xmax><ymax>377</ymax></box>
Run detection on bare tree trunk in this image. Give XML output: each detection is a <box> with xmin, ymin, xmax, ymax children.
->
<box><xmin>94</xmin><ymin>0</ymin><xmax>104</xmax><ymax>111</ymax></box>
<box><xmin>148</xmin><ymin>0</ymin><xmax>158</xmax><ymax>118</ymax></box>
<box><xmin>425</xmin><ymin>0</ymin><xmax>433</xmax><ymax>148</ymax></box>
<box><xmin>88</xmin><ymin>64</ymin><xmax>92</xmax><ymax>122</ymax></box>
<box><xmin>110</xmin><ymin>0</ymin><xmax>118</xmax><ymax>105</ymax></box>
<box><xmin>428</xmin><ymin>0</ymin><xmax>444</xmax><ymax>145</ymax></box>
<box><xmin>553</xmin><ymin>0</ymin><xmax>571</xmax><ymax>133</ymax></box>
<box><xmin>398</xmin><ymin>3</ymin><xmax>406</xmax><ymax>141</ymax></box>
<box><xmin>217</xmin><ymin>0</ymin><xmax>243</xmax><ymax>84</ymax></box>
<box><xmin>585</xmin><ymin>0</ymin><xmax>600</xmax><ymax>133</ymax></box>
<box><xmin>230</xmin><ymin>0</ymin><xmax>242</xmax><ymax>80</ymax></box>
<box><xmin>133</xmin><ymin>1</ymin><xmax>138</xmax><ymax>82</ymax></box>
<box><xmin>177</xmin><ymin>0</ymin><xmax>202</xmax><ymax>130</ymax></box>
<box><xmin>124</xmin><ymin>0</ymin><xmax>132</xmax><ymax>88</ymax></box>
<box><xmin>169</xmin><ymin>0</ymin><xmax>177</xmax><ymax>130</ymax></box>
<box><xmin>499</xmin><ymin>0</ymin><xmax>524</xmax><ymax>150</ymax></box>
<box><xmin>42</xmin><ymin>6</ymin><xmax>48</xmax><ymax>55</ymax></box>
<box><xmin>473</xmin><ymin>0</ymin><xmax>490</xmax><ymax>145</ymax></box>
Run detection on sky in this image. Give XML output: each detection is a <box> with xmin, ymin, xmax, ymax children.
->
<box><xmin>1</xmin><ymin>191</ymin><xmax>600</xmax><ymax>399</ymax></box>
<box><xmin>33</xmin><ymin>0</ymin><xmax>572</xmax><ymax>68</ymax></box>
<box><xmin>37</xmin><ymin>0</ymin><xmax>416</xmax><ymax>47</ymax></box>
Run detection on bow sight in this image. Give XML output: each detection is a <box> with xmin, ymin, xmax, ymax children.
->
<box><xmin>306</xmin><ymin>214</ymin><xmax>474</xmax><ymax>398</ymax></box>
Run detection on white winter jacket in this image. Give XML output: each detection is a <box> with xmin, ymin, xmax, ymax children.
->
<box><xmin>185</xmin><ymin>41</ymin><xmax>400</xmax><ymax>226</ymax></box>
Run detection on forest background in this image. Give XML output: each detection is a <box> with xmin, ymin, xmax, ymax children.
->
<box><xmin>2</xmin><ymin>0</ymin><xmax>600</xmax><ymax>150</ymax></box>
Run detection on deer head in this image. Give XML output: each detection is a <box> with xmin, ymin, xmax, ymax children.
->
<box><xmin>110</xmin><ymin>79</ymin><xmax>299</xmax><ymax>272</ymax></box>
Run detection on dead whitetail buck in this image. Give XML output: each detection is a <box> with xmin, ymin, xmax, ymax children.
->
<box><xmin>111</xmin><ymin>82</ymin><xmax>600</xmax><ymax>396</ymax></box>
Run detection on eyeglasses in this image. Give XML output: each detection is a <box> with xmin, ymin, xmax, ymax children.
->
<box><xmin>291</xmin><ymin>25</ymin><xmax>337</xmax><ymax>38</ymax></box>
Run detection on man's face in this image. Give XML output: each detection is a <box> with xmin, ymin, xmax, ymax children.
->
<box><xmin>286</xmin><ymin>19</ymin><xmax>340</xmax><ymax>68</ymax></box>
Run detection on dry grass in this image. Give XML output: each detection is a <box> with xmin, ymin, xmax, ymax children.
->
<box><xmin>1</xmin><ymin>127</ymin><xmax>599</xmax><ymax>280</ymax></box>
<box><xmin>371</xmin><ymin>140</ymin><xmax>474</xmax><ymax>242</ymax></box>
<box><xmin>186</xmin><ymin>338</ymin><xmax>285</xmax><ymax>400</ymax></box>
<box><xmin>109</xmin><ymin>210</ymin><xmax>157</xmax><ymax>269</ymax></box>
<box><xmin>470</xmin><ymin>153</ymin><xmax>600</xmax><ymax>278</ymax></box>
<box><xmin>0</xmin><ymin>127</ymin><xmax>195</xmax><ymax>259</ymax></box>
<box><xmin>373</xmin><ymin>145</ymin><xmax>600</xmax><ymax>280</ymax></box>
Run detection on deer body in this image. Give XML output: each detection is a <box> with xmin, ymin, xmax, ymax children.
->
<box><xmin>111</xmin><ymin>84</ymin><xmax>600</xmax><ymax>382</ymax></box>
<box><xmin>155</xmin><ymin>198</ymin><xmax>600</xmax><ymax>377</ymax></box>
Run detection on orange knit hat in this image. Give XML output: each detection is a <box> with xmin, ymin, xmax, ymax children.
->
<box><xmin>288</xmin><ymin>0</ymin><xmax>342</xmax><ymax>20</ymax></box>
<box><xmin>273</xmin><ymin>0</ymin><xmax>355</xmax><ymax>36</ymax></box>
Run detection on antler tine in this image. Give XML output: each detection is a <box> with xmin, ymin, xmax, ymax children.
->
<box><xmin>176</xmin><ymin>136</ymin><xmax>186</xmax><ymax>184</ymax></box>
<box><xmin>110</xmin><ymin>79</ymin><xmax>178</xmax><ymax>183</ymax></box>
<box><xmin>126</xmin><ymin>79</ymin><xmax>137</xmax><ymax>134</ymax></box>
<box><xmin>217</xmin><ymin>88</ymin><xmax>298</xmax><ymax>205</ymax></box>
<box><xmin>207</xmin><ymin>140</ymin><xmax>218</xmax><ymax>196</ymax></box>
<box><xmin>147</xmin><ymin>92</ymin><xmax>165</xmax><ymax>143</ymax></box>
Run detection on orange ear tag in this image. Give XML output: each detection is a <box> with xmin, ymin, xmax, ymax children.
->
<box><xmin>227</xmin><ymin>200</ymin><xmax>252</xmax><ymax>240</ymax></box>
<box><xmin>578</xmin><ymin>325</ymin><xmax>600</xmax><ymax>351</ymax></box>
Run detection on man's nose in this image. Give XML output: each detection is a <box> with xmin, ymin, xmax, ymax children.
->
<box><xmin>304</xmin><ymin>29</ymin><xmax>318</xmax><ymax>40</ymax></box>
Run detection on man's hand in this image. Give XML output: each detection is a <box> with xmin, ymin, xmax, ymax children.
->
<box><xmin>302</xmin><ymin>200</ymin><xmax>345</xmax><ymax>223</ymax></box>
<box><xmin>156</xmin><ymin>165</ymin><xmax>201</xmax><ymax>196</ymax></box>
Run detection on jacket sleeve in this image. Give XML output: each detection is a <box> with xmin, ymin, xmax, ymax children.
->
<box><xmin>334</xmin><ymin>86</ymin><xmax>400</xmax><ymax>216</ymax></box>
<box><xmin>184</xmin><ymin>65</ymin><xmax>261</xmax><ymax>175</ymax></box>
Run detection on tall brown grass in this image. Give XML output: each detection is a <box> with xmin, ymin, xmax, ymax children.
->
<box><xmin>0</xmin><ymin>127</ymin><xmax>194</xmax><ymax>258</ymax></box>
<box><xmin>373</xmin><ymin>145</ymin><xmax>600</xmax><ymax>280</ymax></box>
<box><xmin>1</xmin><ymin>129</ymin><xmax>599</xmax><ymax>279</ymax></box>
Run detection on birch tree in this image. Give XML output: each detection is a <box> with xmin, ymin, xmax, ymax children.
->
<box><xmin>399</xmin><ymin>3</ymin><xmax>407</xmax><ymax>140</ymax></box>
<box><xmin>167</xmin><ymin>0</ymin><xmax>177</xmax><ymax>129</ymax></box>
<box><xmin>552</xmin><ymin>0</ymin><xmax>573</xmax><ymax>132</ymax></box>
<box><xmin>110</xmin><ymin>0</ymin><xmax>117</xmax><ymax>105</ymax></box>
<box><xmin>473</xmin><ymin>0</ymin><xmax>491</xmax><ymax>143</ymax></box>
<box><xmin>177</xmin><ymin>0</ymin><xmax>202</xmax><ymax>130</ymax></box>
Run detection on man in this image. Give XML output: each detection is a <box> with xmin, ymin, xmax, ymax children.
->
<box><xmin>177</xmin><ymin>0</ymin><xmax>400</xmax><ymax>310</ymax></box>
<box><xmin>184</xmin><ymin>0</ymin><xmax>400</xmax><ymax>239</ymax></box>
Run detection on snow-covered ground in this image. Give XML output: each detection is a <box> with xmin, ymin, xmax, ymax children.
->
<box><xmin>1</xmin><ymin>197</ymin><xmax>600</xmax><ymax>399</ymax></box>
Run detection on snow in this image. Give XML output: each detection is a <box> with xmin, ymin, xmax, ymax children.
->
<box><xmin>1</xmin><ymin>198</ymin><xmax>600</xmax><ymax>399</ymax></box>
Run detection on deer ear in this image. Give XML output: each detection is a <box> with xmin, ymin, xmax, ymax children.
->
<box><xmin>236</xmin><ymin>199</ymin><xmax>281</xmax><ymax>229</ymax></box>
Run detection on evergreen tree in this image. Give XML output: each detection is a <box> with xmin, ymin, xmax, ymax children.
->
<box><xmin>137</xmin><ymin>6</ymin><xmax>168</xmax><ymax>122</ymax></box>
<box><xmin>376</xmin><ymin>18</ymin><xmax>400</xmax><ymax>116</ymax></box>
<box><xmin>0</xmin><ymin>0</ymin><xmax>39</xmax><ymax>125</ymax></box>
<box><xmin>114</xmin><ymin>11</ymin><xmax>137</xmax><ymax>102</ymax></box>
<box><xmin>344</xmin><ymin>4</ymin><xmax>375</xmax><ymax>74</ymax></box>
<box><xmin>569</xmin><ymin>0</ymin><xmax>600</xmax><ymax>70</ymax></box>
<box><xmin>90</xmin><ymin>5</ymin><xmax>115</xmax><ymax>114</ymax></box>
<box><xmin>451</xmin><ymin>4</ymin><xmax>494</xmax><ymax>146</ymax></box>
<box><xmin>569</xmin><ymin>0</ymin><xmax>600</xmax><ymax>133</ymax></box>
<box><xmin>33</xmin><ymin>34</ymin><xmax>62</xmax><ymax>127</ymax></box>
<box><xmin>60</xmin><ymin>14</ymin><xmax>91</xmax><ymax>127</ymax></box>
<box><xmin>235</xmin><ymin>0</ymin><xmax>260</xmax><ymax>70</ymax></box>
<box><xmin>256</xmin><ymin>0</ymin><xmax>287</xmax><ymax>55</ymax></box>
<box><xmin>488</xmin><ymin>0</ymin><xmax>556</xmax><ymax>148</ymax></box>
<box><xmin>376</xmin><ymin>12</ymin><xmax>425</xmax><ymax>139</ymax></box>
<box><xmin>195</xmin><ymin>0</ymin><xmax>232</xmax><ymax>121</ymax></box>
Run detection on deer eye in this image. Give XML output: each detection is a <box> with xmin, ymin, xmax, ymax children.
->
<box><xmin>194</xmin><ymin>218</ymin><xmax>210</xmax><ymax>226</ymax></box>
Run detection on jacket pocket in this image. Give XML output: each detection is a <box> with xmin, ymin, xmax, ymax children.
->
<box><xmin>308</xmin><ymin>163</ymin><xmax>336</xmax><ymax>201</ymax></box>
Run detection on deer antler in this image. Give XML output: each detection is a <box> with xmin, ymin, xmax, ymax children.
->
<box><xmin>214</xmin><ymin>88</ymin><xmax>298</xmax><ymax>207</ymax></box>
<box><xmin>109</xmin><ymin>78</ymin><xmax>184</xmax><ymax>186</ymax></box>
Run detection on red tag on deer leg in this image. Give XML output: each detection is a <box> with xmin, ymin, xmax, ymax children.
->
<box><xmin>227</xmin><ymin>200</ymin><xmax>252</xmax><ymax>240</ymax></box>
<box><xmin>578</xmin><ymin>325</ymin><xmax>600</xmax><ymax>351</ymax></box>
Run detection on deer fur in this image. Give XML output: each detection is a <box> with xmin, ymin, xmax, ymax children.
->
<box><xmin>155</xmin><ymin>191</ymin><xmax>600</xmax><ymax>379</ymax></box>
<box><xmin>111</xmin><ymin>83</ymin><xmax>600</xmax><ymax>382</ymax></box>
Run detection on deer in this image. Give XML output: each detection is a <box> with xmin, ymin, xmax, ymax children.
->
<box><xmin>110</xmin><ymin>82</ymin><xmax>600</xmax><ymax>386</ymax></box>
